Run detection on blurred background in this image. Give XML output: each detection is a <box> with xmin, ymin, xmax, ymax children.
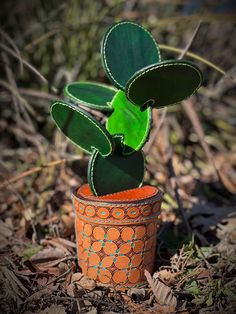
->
<box><xmin>0</xmin><ymin>0</ymin><xmax>236</xmax><ymax>313</ymax></box>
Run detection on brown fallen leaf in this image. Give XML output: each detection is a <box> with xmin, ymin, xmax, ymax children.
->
<box><xmin>196</xmin><ymin>267</ymin><xmax>212</xmax><ymax>280</ymax></box>
<box><xmin>30</xmin><ymin>247</ymin><xmax>66</xmax><ymax>263</ymax></box>
<box><xmin>152</xmin><ymin>303</ymin><xmax>178</xmax><ymax>314</ymax></box>
<box><xmin>38</xmin><ymin>305</ymin><xmax>66</xmax><ymax>314</ymax></box>
<box><xmin>34</xmin><ymin>256</ymin><xmax>71</xmax><ymax>269</ymax></box>
<box><xmin>24</xmin><ymin>288</ymin><xmax>53</xmax><ymax>304</ymax></box>
<box><xmin>41</xmin><ymin>239</ymin><xmax>71</xmax><ymax>255</ymax></box>
<box><xmin>0</xmin><ymin>219</ymin><xmax>13</xmax><ymax>237</ymax></box>
<box><xmin>144</xmin><ymin>270</ymin><xmax>177</xmax><ymax>311</ymax></box>
<box><xmin>52</xmin><ymin>237</ymin><xmax>77</xmax><ymax>249</ymax></box>
<box><xmin>41</xmin><ymin>237</ymin><xmax>76</xmax><ymax>254</ymax></box>
<box><xmin>75</xmin><ymin>275</ymin><xmax>96</xmax><ymax>291</ymax></box>
<box><xmin>71</xmin><ymin>272</ymin><xmax>83</xmax><ymax>283</ymax></box>
<box><xmin>127</xmin><ymin>288</ymin><xmax>146</xmax><ymax>301</ymax></box>
<box><xmin>1</xmin><ymin>266</ymin><xmax>29</xmax><ymax>297</ymax></box>
<box><xmin>153</xmin><ymin>269</ymin><xmax>178</xmax><ymax>285</ymax></box>
<box><xmin>61</xmin><ymin>214</ymin><xmax>74</xmax><ymax>236</ymax></box>
<box><xmin>66</xmin><ymin>283</ymin><xmax>76</xmax><ymax>297</ymax></box>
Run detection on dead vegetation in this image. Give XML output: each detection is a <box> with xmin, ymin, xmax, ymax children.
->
<box><xmin>0</xmin><ymin>0</ymin><xmax>236</xmax><ymax>313</ymax></box>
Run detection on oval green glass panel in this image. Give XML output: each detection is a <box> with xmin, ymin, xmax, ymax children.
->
<box><xmin>51</xmin><ymin>101</ymin><xmax>113</xmax><ymax>156</ymax></box>
<box><xmin>64</xmin><ymin>82</ymin><xmax>116</xmax><ymax>112</ymax></box>
<box><xmin>88</xmin><ymin>143</ymin><xmax>145</xmax><ymax>196</ymax></box>
<box><xmin>102</xmin><ymin>21</ymin><xmax>161</xmax><ymax>90</ymax></box>
<box><xmin>106</xmin><ymin>90</ymin><xmax>151</xmax><ymax>155</ymax></box>
<box><xmin>126</xmin><ymin>60</ymin><xmax>203</xmax><ymax>109</ymax></box>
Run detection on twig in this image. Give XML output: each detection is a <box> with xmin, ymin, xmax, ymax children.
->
<box><xmin>167</xmin><ymin>149</ymin><xmax>191</xmax><ymax>233</ymax></box>
<box><xmin>182</xmin><ymin>98</ymin><xmax>218</xmax><ymax>178</ymax></box>
<box><xmin>1</xmin><ymin>50</ymin><xmax>21</xmax><ymax>121</ymax></box>
<box><xmin>178</xmin><ymin>20</ymin><xmax>202</xmax><ymax>60</ymax></box>
<box><xmin>0</xmin><ymin>28</ymin><xmax>23</xmax><ymax>74</ymax></box>
<box><xmin>0</xmin><ymin>79</ymin><xmax>35</xmax><ymax>114</ymax></box>
<box><xmin>159</xmin><ymin>44</ymin><xmax>234</xmax><ymax>81</ymax></box>
<box><xmin>0</xmin><ymin>157</ymin><xmax>81</xmax><ymax>189</ymax></box>
<box><xmin>164</xmin><ymin>22</ymin><xmax>202</xmax><ymax>233</ymax></box>
<box><xmin>24</xmin><ymin>29</ymin><xmax>60</xmax><ymax>51</ymax></box>
<box><xmin>1</xmin><ymin>52</ymin><xmax>36</xmax><ymax>131</ymax></box>
<box><xmin>146</xmin><ymin>21</ymin><xmax>203</xmax><ymax>154</ymax></box>
<box><xmin>19</xmin><ymin>88</ymin><xmax>57</xmax><ymax>101</ymax></box>
<box><xmin>46</xmin><ymin>267</ymin><xmax>72</xmax><ymax>286</ymax></box>
<box><xmin>145</xmin><ymin>107</ymin><xmax>167</xmax><ymax>154</ymax></box>
<box><xmin>0</xmin><ymin>42</ymin><xmax>48</xmax><ymax>84</ymax></box>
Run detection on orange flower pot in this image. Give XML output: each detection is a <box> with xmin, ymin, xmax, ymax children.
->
<box><xmin>72</xmin><ymin>184</ymin><xmax>163</xmax><ymax>287</ymax></box>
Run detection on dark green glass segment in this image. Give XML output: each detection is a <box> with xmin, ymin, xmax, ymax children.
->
<box><xmin>64</xmin><ymin>82</ymin><xmax>116</xmax><ymax>112</ymax></box>
<box><xmin>88</xmin><ymin>137</ymin><xmax>145</xmax><ymax>196</ymax></box>
<box><xmin>126</xmin><ymin>60</ymin><xmax>203</xmax><ymax>109</ymax></box>
<box><xmin>102</xmin><ymin>21</ymin><xmax>161</xmax><ymax>90</ymax></box>
<box><xmin>51</xmin><ymin>101</ymin><xmax>113</xmax><ymax>156</ymax></box>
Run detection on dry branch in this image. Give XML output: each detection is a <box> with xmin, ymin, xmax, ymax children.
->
<box><xmin>0</xmin><ymin>158</ymin><xmax>81</xmax><ymax>189</ymax></box>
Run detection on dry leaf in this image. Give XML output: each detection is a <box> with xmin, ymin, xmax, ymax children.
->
<box><xmin>53</xmin><ymin>237</ymin><xmax>77</xmax><ymax>249</ymax></box>
<box><xmin>0</xmin><ymin>219</ymin><xmax>13</xmax><ymax>237</ymax></box>
<box><xmin>86</xmin><ymin>309</ymin><xmax>97</xmax><ymax>314</ymax></box>
<box><xmin>1</xmin><ymin>266</ymin><xmax>29</xmax><ymax>296</ymax></box>
<box><xmin>25</xmin><ymin>288</ymin><xmax>53</xmax><ymax>303</ymax></box>
<box><xmin>196</xmin><ymin>267</ymin><xmax>212</xmax><ymax>280</ymax></box>
<box><xmin>35</xmin><ymin>257</ymin><xmax>69</xmax><ymax>269</ymax></box>
<box><xmin>30</xmin><ymin>247</ymin><xmax>65</xmax><ymax>263</ymax></box>
<box><xmin>127</xmin><ymin>288</ymin><xmax>146</xmax><ymax>301</ymax></box>
<box><xmin>144</xmin><ymin>270</ymin><xmax>177</xmax><ymax>310</ymax></box>
<box><xmin>41</xmin><ymin>237</ymin><xmax>76</xmax><ymax>254</ymax></box>
<box><xmin>61</xmin><ymin>214</ymin><xmax>74</xmax><ymax>236</ymax></box>
<box><xmin>38</xmin><ymin>305</ymin><xmax>66</xmax><ymax>314</ymax></box>
<box><xmin>66</xmin><ymin>283</ymin><xmax>76</xmax><ymax>297</ymax></box>
<box><xmin>152</xmin><ymin>303</ymin><xmax>177</xmax><ymax>314</ymax></box>
<box><xmin>75</xmin><ymin>275</ymin><xmax>96</xmax><ymax>291</ymax></box>
<box><xmin>71</xmin><ymin>272</ymin><xmax>83</xmax><ymax>283</ymax></box>
<box><xmin>217</xmin><ymin>216</ymin><xmax>236</xmax><ymax>242</ymax></box>
<box><xmin>153</xmin><ymin>269</ymin><xmax>178</xmax><ymax>285</ymax></box>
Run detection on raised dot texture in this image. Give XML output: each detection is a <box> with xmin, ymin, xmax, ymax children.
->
<box><xmin>93</xmin><ymin>226</ymin><xmax>105</xmax><ymax>240</ymax></box>
<box><xmin>103</xmin><ymin>242</ymin><xmax>117</xmax><ymax>255</ymax></box>
<box><xmin>85</xmin><ymin>205</ymin><xmax>96</xmax><ymax>217</ymax></box>
<box><xmin>121</xmin><ymin>227</ymin><xmax>134</xmax><ymax>242</ymax></box>
<box><xmin>133</xmin><ymin>240</ymin><xmax>144</xmax><ymax>253</ymax></box>
<box><xmin>84</xmin><ymin>224</ymin><xmax>92</xmax><ymax>236</ymax></box>
<box><xmin>135</xmin><ymin>226</ymin><xmax>146</xmax><ymax>239</ymax></box>
<box><xmin>97</xmin><ymin>207</ymin><xmax>110</xmax><ymax>218</ymax></box>
<box><xmin>87</xmin><ymin>267</ymin><xmax>98</xmax><ymax>280</ymax></box>
<box><xmin>128</xmin><ymin>269</ymin><xmax>141</xmax><ymax>283</ymax></box>
<box><xmin>113</xmin><ymin>270</ymin><xmax>127</xmax><ymax>284</ymax></box>
<box><xmin>89</xmin><ymin>253</ymin><xmax>100</xmax><ymax>266</ymax></box>
<box><xmin>115</xmin><ymin>256</ymin><xmax>130</xmax><ymax>269</ymax></box>
<box><xmin>107</xmin><ymin>228</ymin><xmax>120</xmax><ymax>241</ymax></box>
<box><xmin>99</xmin><ymin>269</ymin><xmax>112</xmax><ymax>283</ymax></box>
<box><xmin>112</xmin><ymin>208</ymin><xmax>125</xmax><ymax>219</ymax></box>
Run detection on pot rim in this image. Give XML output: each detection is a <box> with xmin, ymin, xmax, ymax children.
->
<box><xmin>71</xmin><ymin>184</ymin><xmax>163</xmax><ymax>207</ymax></box>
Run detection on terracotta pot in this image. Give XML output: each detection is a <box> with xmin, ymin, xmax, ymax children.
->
<box><xmin>72</xmin><ymin>184</ymin><xmax>163</xmax><ymax>287</ymax></box>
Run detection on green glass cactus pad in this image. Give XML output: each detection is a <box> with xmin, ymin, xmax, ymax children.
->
<box><xmin>102</xmin><ymin>21</ymin><xmax>161</xmax><ymax>90</ymax></box>
<box><xmin>51</xmin><ymin>101</ymin><xmax>113</xmax><ymax>156</ymax></box>
<box><xmin>64</xmin><ymin>82</ymin><xmax>116</xmax><ymax>112</ymax></box>
<box><xmin>106</xmin><ymin>90</ymin><xmax>151</xmax><ymax>155</ymax></box>
<box><xmin>126</xmin><ymin>60</ymin><xmax>203</xmax><ymax>109</ymax></box>
<box><xmin>88</xmin><ymin>137</ymin><xmax>145</xmax><ymax>196</ymax></box>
